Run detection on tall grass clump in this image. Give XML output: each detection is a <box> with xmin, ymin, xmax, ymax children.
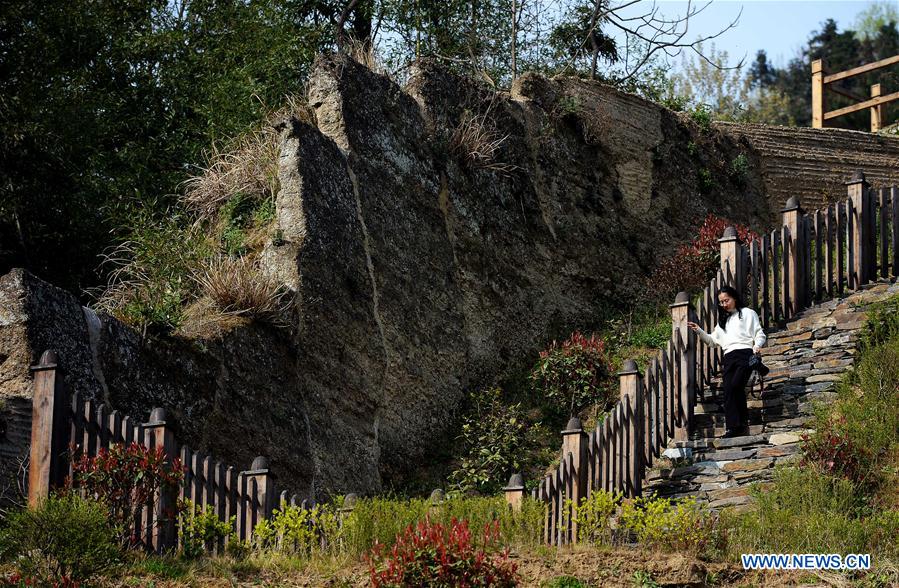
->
<box><xmin>723</xmin><ymin>468</ymin><xmax>898</xmax><ymax>559</ymax></box>
<box><xmin>94</xmin><ymin>98</ymin><xmax>313</xmax><ymax>334</ymax></box>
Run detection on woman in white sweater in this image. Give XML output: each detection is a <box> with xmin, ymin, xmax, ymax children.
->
<box><xmin>686</xmin><ymin>285</ymin><xmax>766</xmax><ymax>438</ymax></box>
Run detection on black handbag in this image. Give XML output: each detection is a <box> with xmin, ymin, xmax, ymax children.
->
<box><xmin>747</xmin><ymin>353</ymin><xmax>769</xmax><ymax>396</ymax></box>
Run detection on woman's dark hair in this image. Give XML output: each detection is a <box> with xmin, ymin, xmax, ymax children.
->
<box><xmin>717</xmin><ymin>285</ymin><xmax>744</xmax><ymax>330</ymax></box>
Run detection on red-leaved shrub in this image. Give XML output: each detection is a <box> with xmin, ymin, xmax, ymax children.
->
<box><xmin>531</xmin><ymin>331</ymin><xmax>614</xmax><ymax>416</ymax></box>
<box><xmin>368</xmin><ymin>518</ymin><xmax>517</xmax><ymax>588</ymax></box>
<box><xmin>800</xmin><ymin>415</ymin><xmax>870</xmax><ymax>484</ymax></box>
<box><xmin>651</xmin><ymin>214</ymin><xmax>759</xmax><ymax>299</ymax></box>
<box><xmin>72</xmin><ymin>442</ymin><xmax>184</xmax><ymax>547</ymax></box>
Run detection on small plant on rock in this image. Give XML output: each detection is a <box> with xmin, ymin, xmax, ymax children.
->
<box><xmin>368</xmin><ymin>517</ymin><xmax>517</xmax><ymax>587</ymax></box>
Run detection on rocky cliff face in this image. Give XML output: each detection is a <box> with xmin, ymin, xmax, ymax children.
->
<box><xmin>8</xmin><ymin>54</ymin><xmax>849</xmax><ymax>500</ymax></box>
<box><xmin>257</xmin><ymin>55</ymin><xmax>772</xmax><ymax>493</ymax></box>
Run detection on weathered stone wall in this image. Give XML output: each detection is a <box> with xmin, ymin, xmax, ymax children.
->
<box><xmin>718</xmin><ymin>122</ymin><xmax>899</xmax><ymax>214</ymax></box>
<box><xmin>3</xmin><ymin>55</ymin><xmax>898</xmax><ymax>500</ymax></box>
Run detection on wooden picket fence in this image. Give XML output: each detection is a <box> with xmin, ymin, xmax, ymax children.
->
<box><xmin>506</xmin><ymin>170</ymin><xmax>899</xmax><ymax>545</ymax></box>
<box><xmin>27</xmin><ymin>353</ymin><xmax>311</xmax><ymax>553</ymax></box>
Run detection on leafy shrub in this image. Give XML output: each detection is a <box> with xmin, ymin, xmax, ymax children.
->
<box><xmin>368</xmin><ymin>517</ymin><xmax>517</xmax><ymax>587</ymax></box>
<box><xmin>688</xmin><ymin>104</ymin><xmax>712</xmax><ymax>132</ymax></box>
<box><xmin>0</xmin><ymin>494</ymin><xmax>120</xmax><ymax>584</ymax></box>
<box><xmin>697</xmin><ymin>167</ymin><xmax>715</xmax><ymax>194</ymax></box>
<box><xmin>650</xmin><ymin>214</ymin><xmax>758</xmax><ymax>300</ymax></box>
<box><xmin>449</xmin><ymin>387</ymin><xmax>541</xmax><ymax>494</ymax></box>
<box><xmin>729</xmin><ymin>154</ymin><xmax>750</xmax><ymax>184</ymax></box>
<box><xmin>72</xmin><ymin>442</ymin><xmax>184</xmax><ymax>547</ymax></box>
<box><xmin>619</xmin><ymin>494</ymin><xmax>721</xmax><ymax>553</ymax></box>
<box><xmin>253</xmin><ymin>503</ymin><xmax>342</xmax><ymax>555</ymax></box>
<box><xmin>531</xmin><ymin>331</ymin><xmax>615</xmax><ymax>417</ymax></box>
<box><xmin>571</xmin><ymin>489</ymin><xmax>621</xmax><ymax>544</ymax></box>
<box><xmin>860</xmin><ymin>294</ymin><xmax>899</xmax><ymax>351</ymax></box>
<box><xmin>177</xmin><ymin>499</ymin><xmax>234</xmax><ymax>559</ymax></box>
<box><xmin>801</xmin><ymin>414</ymin><xmax>871</xmax><ymax>484</ymax></box>
<box><xmin>94</xmin><ymin>212</ymin><xmax>213</xmax><ymax>334</ymax></box>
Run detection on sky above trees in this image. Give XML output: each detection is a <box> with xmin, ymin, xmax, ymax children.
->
<box><xmin>632</xmin><ymin>0</ymin><xmax>898</xmax><ymax>71</ymax></box>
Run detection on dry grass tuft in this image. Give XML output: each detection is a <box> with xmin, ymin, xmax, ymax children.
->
<box><xmin>449</xmin><ymin>105</ymin><xmax>516</xmax><ymax>175</ymax></box>
<box><xmin>182</xmin><ymin>96</ymin><xmax>314</xmax><ymax>222</ymax></box>
<box><xmin>345</xmin><ymin>38</ymin><xmax>386</xmax><ymax>74</ymax></box>
<box><xmin>194</xmin><ymin>256</ymin><xmax>292</xmax><ymax>325</ymax></box>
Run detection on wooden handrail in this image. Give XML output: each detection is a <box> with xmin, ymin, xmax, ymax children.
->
<box><xmin>823</xmin><ymin>54</ymin><xmax>899</xmax><ymax>84</ymax></box>
<box><xmin>824</xmin><ymin>90</ymin><xmax>899</xmax><ymax>120</ymax></box>
<box><xmin>812</xmin><ymin>56</ymin><xmax>898</xmax><ymax>131</ymax></box>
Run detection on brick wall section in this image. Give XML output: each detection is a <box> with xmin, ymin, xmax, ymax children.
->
<box><xmin>718</xmin><ymin>122</ymin><xmax>899</xmax><ymax>214</ymax></box>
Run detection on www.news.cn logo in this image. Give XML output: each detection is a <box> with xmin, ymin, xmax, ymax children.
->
<box><xmin>741</xmin><ymin>553</ymin><xmax>871</xmax><ymax>570</ymax></box>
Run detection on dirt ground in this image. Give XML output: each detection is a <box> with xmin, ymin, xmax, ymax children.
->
<box><xmin>99</xmin><ymin>546</ymin><xmax>886</xmax><ymax>587</ymax></box>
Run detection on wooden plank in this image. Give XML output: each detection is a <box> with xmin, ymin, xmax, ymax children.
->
<box><xmin>761</xmin><ymin>233</ymin><xmax>770</xmax><ymax>329</ymax></box>
<box><xmin>814</xmin><ymin>211</ymin><xmax>823</xmax><ymax>302</ymax></box>
<box><xmin>847</xmin><ymin>197</ymin><xmax>856</xmax><ymax>290</ymax></box>
<box><xmin>750</xmin><ymin>239</ymin><xmax>759</xmax><ymax>312</ymax></box>
<box><xmin>837</xmin><ymin>201</ymin><xmax>846</xmax><ymax>295</ymax></box>
<box><xmin>824</xmin><ymin>55</ymin><xmax>899</xmax><ymax>84</ymax></box>
<box><xmin>880</xmin><ymin>188</ymin><xmax>889</xmax><ymax>279</ymax></box>
<box><xmin>215</xmin><ymin>462</ymin><xmax>227</xmax><ymax>554</ymax></box>
<box><xmin>781</xmin><ymin>225</ymin><xmax>791</xmax><ymax>319</ymax></box>
<box><xmin>824</xmin><ymin>92</ymin><xmax>899</xmax><ymax>120</ymax></box>
<box><xmin>83</xmin><ymin>399</ymin><xmax>97</xmax><ymax>458</ymax></box>
<box><xmin>204</xmin><ymin>456</ymin><xmax>215</xmax><ymax>510</ymax></box>
<box><xmin>69</xmin><ymin>392</ymin><xmax>84</xmax><ymax>473</ymax></box>
<box><xmin>96</xmin><ymin>404</ymin><xmax>108</xmax><ymax>451</ymax></box>
<box><xmin>812</xmin><ymin>59</ymin><xmax>824</xmax><ymax>128</ymax></box>
<box><xmin>180</xmin><ymin>446</ymin><xmax>192</xmax><ymax>503</ymax></box>
<box><xmin>109</xmin><ymin>410</ymin><xmax>122</xmax><ymax>446</ymax></box>
<box><xmin>893</xmin><ymin>188</ymin><xmax>899</xmax><ymax>277</ymax></box>
<box><xmin>825</xmin><ymin>206</ymin><xmax>834</xmax><ymax>297</ymax></box>
<box><xmin>772</xmin><ymin>230</ymin><xmax>781</xmax><ymax>323</ymax></box>
<box><xmin>192</xmin><ymin>452</ymin><xmax>204</xmax><ymax>507</ymax></box>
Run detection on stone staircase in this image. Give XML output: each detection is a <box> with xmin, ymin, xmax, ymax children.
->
<box><xmin>645</xmin><ymin>280</ymin><xmax>899</xmax><ymax>510</ymax></box>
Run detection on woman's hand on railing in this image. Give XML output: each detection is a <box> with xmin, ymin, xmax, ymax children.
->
<box><xmin>686</xmin><ymin>321</ymin><xmax>701</xmax><ymax>332</ymax></box>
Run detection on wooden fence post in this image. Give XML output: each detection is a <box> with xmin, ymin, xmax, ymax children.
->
<box><xmin>617</xmin><ymin>360</ymin><xmax>643</xmax><ymax>498</ymax></box>
<box><xmin>812</xmin><ymin>59</ymin><xmax>825</xmax><ymax>128</ymax></box>
<box><xmin>871</xmin><ymin>84</ymin><xmax>883</xmax><ymax>132</ymax></box>
<box><xmin>28</xmin><ymin>350</ymin><xmax>68</xmax><ymax>508</ymax></box>
<box><xmin>143</xmin><ymin>408</ymin><xmax>178</xmax><ymax>552</ymax></box>
<box><xmin>503</xmin><ymin>473</ymin><xmax>525</xmax><ymax>511</ymax></box>
<box><xmin>241</xmin><ymin>456</ymin><xmax>276</xmax><ymax>541</ymax></box>
<box><xmin>782</xmin><ymin>196</ymin><xmax>805</xmax><ymax>316</ymax></box>
<box><xmin>846</xmin><ymin>170</ymin><xmax>873</xmax><ymax>289</ymax></box>
<box><xmin>718</xmin><ymin>226</ymin><xmax>744</xmax><ymax>295</ymax></box>
<box><xmin>561</xmin><ymin>417</ymin><xmax>587</xmax><ymax>542</ymax></box>
<box><xmin>670</xmin><ymin>292</ymin><xmax>695</xmax><ymax>441</ymax></box>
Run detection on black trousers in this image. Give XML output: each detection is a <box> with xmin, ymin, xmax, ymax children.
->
<box><xmin>721</xmin><ymin>348</ymin><xmax>753</xmax><ymax>431</ymax></box>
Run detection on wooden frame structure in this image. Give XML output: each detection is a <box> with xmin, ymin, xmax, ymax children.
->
<box><xmin>812</xmin><ymin>56</ymin><xmax>899</xmax><ymax>131</ymax></box>
<box><xmin>510</xmin><ymin>170</ymin><xmax>899</xmax><ymax>545</ymax></box>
